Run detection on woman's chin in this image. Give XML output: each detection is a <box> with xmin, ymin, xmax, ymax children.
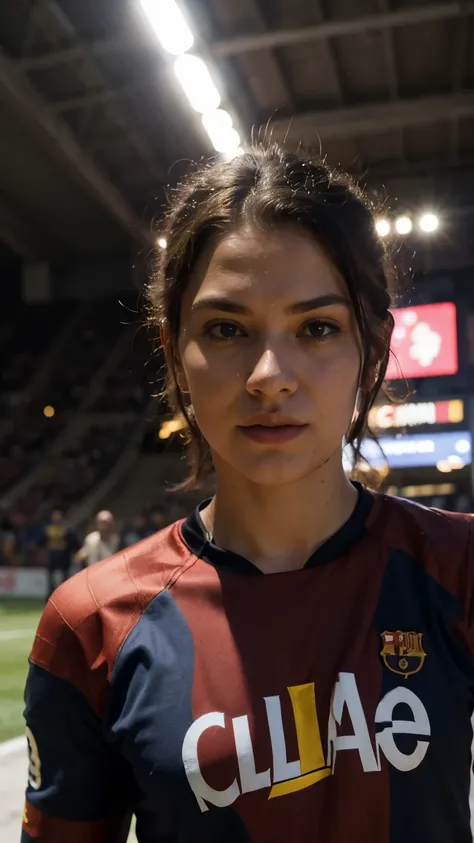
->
<box><xmin>222</xmin><ymin>449</ymin><xmax>326</xmax><ymax>488</ymax></box>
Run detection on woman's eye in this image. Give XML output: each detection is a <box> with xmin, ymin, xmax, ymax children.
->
<box><xmin>300</xmin><ymin>321</ymin><xmax>338</xmax><ymax>339</ymax></box>
<box><xmin>207</xmin><ymin>321</ymin><xmax>246</xmax><ymax>340</ymax></box>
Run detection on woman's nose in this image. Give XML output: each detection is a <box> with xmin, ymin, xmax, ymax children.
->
<box><xmin>246</xmin><ymin>347</ymin><xmax>298</xmax><ymax>399</ymax></box>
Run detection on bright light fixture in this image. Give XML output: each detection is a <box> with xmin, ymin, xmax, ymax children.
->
<box><xmin>202</xmin><ymin>108</ymin><xmax>232</xmax><ymax>134</ymax></box>
<box><xmin>419</xmin><ymin>212</ymin><xmax>439</xmax><ymax>233</ymax></box>
<box><xmin>140</xmin><ymin>0</ymin><xmax>194</xmax><ymax>55</ymax></box>
<box><xmin>375</xmin><ymin>218</ymin><xmax>390</xmax><ymax>237</ymax></box>
<box><xmin>436</xmin><ymin>459</ymin><xmax>452</xmax><ymax>473</ymax></box>
<box><xmin>157</xmin><ymin>237</ymin><xmax>167</xmax><ymax>249</ymax></box>
<box><xmin>395</xmin><ymin>215</ymin><xmax>412</xmax><ymax>235</ymax></box>
<box><xmin>202</xmin><ymin>109</ymin><xmax>241</xmax><ymax>153</ymax></box>
<box><xmin>174</xmin><ymin>55</ymin><xmax>221</xmax><ymax>113</ymax></box>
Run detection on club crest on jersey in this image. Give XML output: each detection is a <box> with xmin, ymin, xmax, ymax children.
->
<box><xmin>380</xmin><ymin>630</ymin><xmax>426</xmax><ymax>678</ymax></box>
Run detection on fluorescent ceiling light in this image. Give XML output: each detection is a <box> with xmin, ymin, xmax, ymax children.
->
<box><xmin>140</xmin><ymin>0</ymin><xmax>194</xmax><ymax>55</ymax></box>
<box><xmin>174</xmin><ymin>55</ymin><xmax>221</xmax><ymax>113</ymax></box>
<box><xmin>202</xmin><ymin>109</ymin><xmax>241</xmax><ymax>153</ymax></box>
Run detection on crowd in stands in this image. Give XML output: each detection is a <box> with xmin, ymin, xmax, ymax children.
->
<box><xmin>0</xmin><ymin>298</ymin><xmax>175</xmax><ymax>588</ymax></box>
<box><xmin>49</xmin><ymin>303</ymin><xmax>129</xmax><ymax>412</ymax></box>
<box><xmin>0</xmin><ymin>297</ymin><xmax>156</xmax><ymax>509</ymax></box>
<box><xmin>91</xmin><ymin>326</ymin><xmax>161</xmax><ymax>414</ymax></box>
<box><xmin>0</xmin><ymin>405</ymin><xmax>66</xmax><ymax>494</ymax></box>
<box><xmin>10</xmin><ymin>421</ymin><xmax>136</xmax><ymax>523</ymax></box>
<box><xmin>0</xmin><ymin>500</ymin><xmax>188</xmax><ymax>572</ymax></box>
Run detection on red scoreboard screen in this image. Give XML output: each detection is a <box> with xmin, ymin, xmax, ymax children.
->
<box><xmin>386</xmin><ymin>302</ymin><xmax>458</xmax><ymax>380</ymax></box>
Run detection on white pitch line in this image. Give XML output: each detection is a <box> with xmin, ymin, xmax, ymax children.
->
<box><xmin>0</xmin><ymin>629</ymin><xmax>35</xmax><ymax>642</ymax></box>
<box><xmin>0</xmin><ymin>735</ymin><xmax>26</xmax><ymax>757</ymax></box>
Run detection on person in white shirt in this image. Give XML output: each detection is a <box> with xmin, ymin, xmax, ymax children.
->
<box><xmin>75</xmin><ymin>510</ymin><xmax>120</xmax><ymax>567</ymax></box>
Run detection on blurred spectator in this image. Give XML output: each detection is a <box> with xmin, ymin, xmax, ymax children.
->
<box><xmin>75</xmin><ymin>510</ymin><xmax>120</xmax><ymax>567</ymax></box>
<box><xmin>38</xmin><ymin>509</ymin><xmax>81</xmax><ymax>599</ymax></box>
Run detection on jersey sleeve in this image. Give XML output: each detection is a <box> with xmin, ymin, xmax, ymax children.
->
<box><xmin>21</xmin><ymin>597</ymin><xmax>132</xmax><ymax>843</ymax></box>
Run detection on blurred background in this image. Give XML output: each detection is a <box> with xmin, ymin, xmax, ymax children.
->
<box><xmin>2</xmin><ymin>0</ymin><xmax>474</xmax><ymax>839</ymax></box>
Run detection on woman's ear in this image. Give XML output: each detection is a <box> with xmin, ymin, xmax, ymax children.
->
<box><xmin>160</xmin><ymin>321</ymin><xmax>190</xmax><ymax>394</ymax></box>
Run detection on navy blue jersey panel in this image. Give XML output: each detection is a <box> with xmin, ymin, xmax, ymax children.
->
<box><xmin>23</xmin><ymin>663</ymin><xmax>131</xmax><ymax>822</ymax></box>
<box><xmin>374</xmin><ymin>549</ymin><xmax>474</xmax><ymax>843</ymax></box>
<box><xmin>106</xmin><ymin>589</ymin><xmax>254</xmax><ymax>843</ymax></box>
<box><xmin>20</xmin><ymin>832</ymin><xmax>34</xmax><ymax>843</ymax></box>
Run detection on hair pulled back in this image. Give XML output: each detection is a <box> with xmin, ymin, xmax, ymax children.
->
<box><xmin>146</xmin><ymin>142</ymin><xmax>394</xmax><ymax>488</ymax></box>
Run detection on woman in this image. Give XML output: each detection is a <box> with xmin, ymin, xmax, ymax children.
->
<box><xmin>21</xmin><ymin>144</ymin><xmax>474</xmax><ymax>843</ymax></box>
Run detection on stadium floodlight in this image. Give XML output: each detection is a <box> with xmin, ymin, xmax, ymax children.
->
<box><xmin>395</xmin><ymin>215</ymin><xmax>412</xmax><ymax>235</ymax></box>
<box><xmin>157</xmin><ymin>237</ymin><xmax>167</xmax><ymax>249</ymax></box>
<box><xmin>202</xmin><ymin>109</ymin><xmax>241</xmax><ymax>153</ymax></box>
<box><xmin>375</xmin><ymin>218</ymin><xmax>390</xmax><ymax>238</ymax></box>
<box><xmin>174</xmin><ymin>55</ymin><xmax>221</xmax><ymax>113</ymax></box>
<box><xmin>419</xmin><ymin>212</ymin><xmax>439</xmax><ymax>233</ymax></box>
<box><xmin>140</xmin><ymin>0</ymin><xmax>194</xmax><ymax>55</ymax></box>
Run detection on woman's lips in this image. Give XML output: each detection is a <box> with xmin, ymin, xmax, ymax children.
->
<box><xmin>238</xmin><ymin>424</ymin><xmax>308</xmax><ymax>444</ymax></box>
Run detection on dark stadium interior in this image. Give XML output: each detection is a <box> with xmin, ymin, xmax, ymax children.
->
<box><xmin>1</xmin><ymin>0</ymin><xmax>474</xmax><ymax>568</ymax></box>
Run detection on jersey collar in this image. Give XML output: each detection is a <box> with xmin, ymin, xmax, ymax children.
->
<box><xmin>180</xmin><ymin>482</ymin><xmax>374</xmax><ymax>575</ymax></box>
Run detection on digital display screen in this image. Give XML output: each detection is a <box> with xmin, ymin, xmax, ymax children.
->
<box><xmin>369</xmin><ymin>400</ymin><xmax>464</xmax><ymax>430</ymax></box>
<box><xmin>386</xmin><ymin>302</ymin><xmax>458</xmax><ymax>380</ymax></box>
<box><xmin>344</xmin><ymin>431</ymin><xmax>471</xmax><ymax>470</ymax></box>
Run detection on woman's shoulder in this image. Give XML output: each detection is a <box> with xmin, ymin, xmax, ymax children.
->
<box><xmin>367</xmin><ymin>489</ymin><xmax>474</xmax><ymax>584</ymax></box>
<box><xmin>368</xmin><ymin>489</ymin><xmax>472</xmax><ymax>547</ymax></box>
<box><xmin>30</xmin><ymin>519</ymin><xmax>193</xmax><ymax>684</ymax></box>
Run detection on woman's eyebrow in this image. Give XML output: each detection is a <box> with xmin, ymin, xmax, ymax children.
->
<box><xmin>287</xmin><ymin>294</ymin><xmax>351</xmax><ymax>314</ymax></box>
<box><xmin>191</xmin><ymin>296</ymin><xmax>251</xmax><ymax>315</ymax></box>
<box><xmin>191</xmin><ymin>292</ymin><xmax>351</xmax><ymax>316</ymax></box>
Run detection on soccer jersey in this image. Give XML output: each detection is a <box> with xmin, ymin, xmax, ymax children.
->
<box><xmin>21</xmin><ymin>484</ymin><xmax>474</xmax><ymax>843</ymax></box>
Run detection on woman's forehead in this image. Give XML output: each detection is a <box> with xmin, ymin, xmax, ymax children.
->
<box><xmin>183</xmin><ymin>225</ymin><xmax>348</xmax><ymax>311</ymax></box>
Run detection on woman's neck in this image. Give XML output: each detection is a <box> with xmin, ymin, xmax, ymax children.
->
<box><xmin>200</xmin><ymin>456</ymin><xmax>358</xmax><ymax>574</ymax></box>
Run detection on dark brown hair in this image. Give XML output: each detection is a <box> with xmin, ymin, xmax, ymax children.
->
<box><xmin>146</xmin><ymin>142</ymin><xmax>395</xmax><ymax>489</ymax></box>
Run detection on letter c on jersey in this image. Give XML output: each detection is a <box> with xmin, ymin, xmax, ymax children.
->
<box><xmin>182</xmin><ymin>673</ymin><xmax>431</xmax><ymax>812</ymax></box>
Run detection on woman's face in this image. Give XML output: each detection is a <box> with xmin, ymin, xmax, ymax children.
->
<box><xmin>177</xmin><ymin>225</ymin><xmax>362</xmax><ymax>487</ymax></box>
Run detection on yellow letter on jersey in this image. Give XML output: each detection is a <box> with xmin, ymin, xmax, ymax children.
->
<box><xmin>269</xmin><ymin>683</ymin><xmax>331</xmax><ymax>798</ymax></box>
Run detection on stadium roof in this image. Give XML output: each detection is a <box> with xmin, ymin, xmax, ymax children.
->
<box><xmin>0</xmin><ymin>0</ymin><xmax>473</xmax><ymax>261</ymax></box>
